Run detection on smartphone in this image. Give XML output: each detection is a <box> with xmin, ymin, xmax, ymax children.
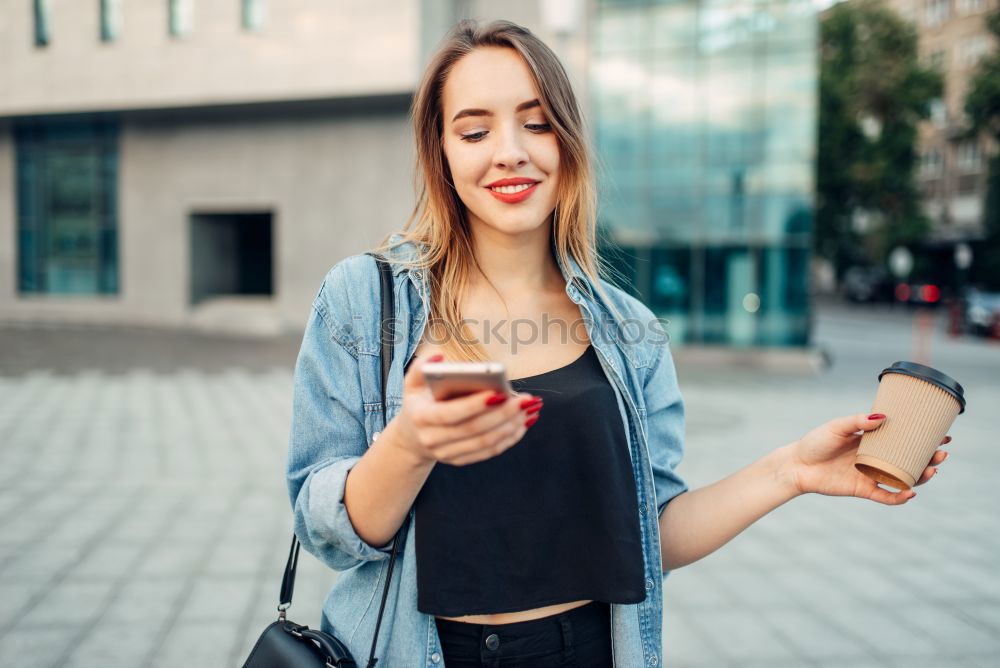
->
<box><xmin>421</xmin><ymin>360</ymin><xmax>513</xmax><ymax>401</ymax></box>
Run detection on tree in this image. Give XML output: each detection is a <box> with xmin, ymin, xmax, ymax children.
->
<box><xmin>816</xmin><ymin>0</ymin><xmax>942</xmax><ymax>283</ymax></box>
<box><xmin>964</xmin><ymin>8</ymin><xmax>1000</xmax><ymax>290</ymax></box>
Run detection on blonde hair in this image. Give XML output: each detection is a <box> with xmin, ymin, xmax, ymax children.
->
<box><xmin>373</xmin><ymin>18</ymin><xmax>623</xmax><ymax>361</ymax></box>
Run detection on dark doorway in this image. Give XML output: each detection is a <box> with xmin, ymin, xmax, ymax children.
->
<box><xmin>190</xmin><ymin>212</ymin><xmax>273</xmax><ymax>304</ymax></box>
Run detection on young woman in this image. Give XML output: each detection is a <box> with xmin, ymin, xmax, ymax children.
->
<box><xmin>286</xmin><ymin>19</ymin><xmax>951</xmax><ymax>667</ymax></box>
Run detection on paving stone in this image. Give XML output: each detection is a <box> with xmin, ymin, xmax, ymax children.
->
<box><xmin>682</xmin><ymin>608</ymin><xmax>804</xmax><ymax>663</ymax></box>
<box><xmin>1</xmin><ymin>304</ymin><xmax>997</xmax><ymax>666</ymax></box>
<box><xmin>0</xmin><ymin>626</ymin><xmax>76</xmax><ymax>667</ymax></box>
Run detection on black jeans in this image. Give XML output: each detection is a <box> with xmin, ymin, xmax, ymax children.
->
<box><xmin>434</xmin><ymin>601</ymin><xmax>614</xmax><ymax>667</ymax></box>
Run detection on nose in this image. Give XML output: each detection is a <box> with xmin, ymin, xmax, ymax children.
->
<box><xmin>493</xmin><ymin>123</ymin><xmax>529</xmax><ymax>169</ymax></box>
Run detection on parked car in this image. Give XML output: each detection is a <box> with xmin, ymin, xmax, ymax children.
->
<box><xmin>895</xmin><ymin>281</ymin><xmax>944</xmax><ymax>307</ymax></box>
<box><xmin>962</xmin><ymin>288</ymin><xmax>1000</xmax><ymax>337</ymax></box>
<box><xmin>842</xmin><ymin>266</ymin><xmax>893</xmax><ymax>303</ymax></box>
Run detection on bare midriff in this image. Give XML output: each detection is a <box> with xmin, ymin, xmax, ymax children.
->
<box><xmin>435</xmin><ymin>599</ymin><xmax>593</xmax><ymax>625</ymax></box>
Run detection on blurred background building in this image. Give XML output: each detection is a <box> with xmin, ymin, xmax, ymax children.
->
<box><xmin>591</xmin><ymin>0</ymin><xmax>817</xmax><ymax>346</ymax></box>
<box><xmin>0</xmin><ymin>0</ymin><xmax>820</xmax><ymax>348</ymax></box>
<box><xmin>887</xmin><ymin>0</ymin><xmax>998</xmax><ymax>246</ymax></box>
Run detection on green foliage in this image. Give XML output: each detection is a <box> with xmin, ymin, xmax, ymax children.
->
<box><xmin>964</xmin><ymin>7</ymin><xmax>1000</xmax><ymax>289</ymax></box>
<box><xmin>816</xmin><ymin>0</ymin><xmax>942</xmax><ymax>280</ymax></box>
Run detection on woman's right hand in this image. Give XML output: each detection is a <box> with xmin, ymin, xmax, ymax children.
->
<box><xmin>387</xmin><ymin>352</ymin><xmax>543</xmax><ymax>467</ymax></box>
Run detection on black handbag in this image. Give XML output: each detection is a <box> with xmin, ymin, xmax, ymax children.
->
<box><xmin>242</xmin><ymin>255</ymin><xmax>405</xmax><ymax>668</ymax></box>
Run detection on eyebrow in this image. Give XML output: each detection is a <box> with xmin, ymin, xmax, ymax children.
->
<box><xmin>451</xmin><ymin>99</ymin><xmax>541</xmax><ymax>122</ymax></box>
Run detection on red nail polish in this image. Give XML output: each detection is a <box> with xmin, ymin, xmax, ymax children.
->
<box><xmin>485</xmin><ymin>393</ymin><xmax>508</xmax><ymax>406</ymax></box>
<box><xmin>525</xmin><ymin>416</ymin><xmax>539</xmax><ymax>428</ymax></box>
<box><xmin>525</xmin><ymin>405</ymin><xmax>542</xmax><ymax>416</ymax></box>
<box><xmin>868</xmin><ymin>413</ymin><xmax>886</xmax><ymax>420</ymax></box>
<box><xmin>428</xmin><ymin>354</ymin><xmax>444</xmax><ymax>362</ymax></box>
<box><xmin>520</xmin><ymin>397</ymin><xmax>543</xmax><ymax>409</ymax></box>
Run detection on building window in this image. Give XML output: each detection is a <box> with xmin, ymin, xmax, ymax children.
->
<box><xmin>33</xmin><ymin>0</ymin><xmax>50</xmax><ymax>47</ymax></box>
<box><xmin>957</xmin><ymin>0</ymin><xmax>986</xmax><ymax>14</ymax></box>
<box><xmin>169</xmin><ymin>0</ymin><xmax>193</xmax><ymax>37</ymax></box>
<box><xmin>929</xmin><ymin>97</ymin><xmax>947</xmax><ymax>127</ymax></box>
<box><xmin>924</xmin><ymin>0</ymin><xmax>949</xmax><ymax>27</ymax></box>
<box><xmin>920</xmin><ymin>148</ymin><xmax>944</xmax><ymax>177</ymax></box>
<box><xmin>100</xmin><ymin>0</ymin><xmax>122</xmax><ymax>43</ymax></box>
<box><xmin>15</xmin><ymin>116</ymin><xmax>120</xmax><ymax>295</ymax></box>
<box><xmin>242</xmin><ymin>0</ymin><xmax>265</xmax><ymax>31</ymax></box>
<box><xmin>957</xmin><ymin>140</ymin><xmax>982</xmax><ymax>172</ymax></box>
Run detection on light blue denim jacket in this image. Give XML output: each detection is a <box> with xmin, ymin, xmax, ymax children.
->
<box><xmin>287</xmin><ymin>232</ymin><xmax>688</xmax><ymax>667</ymax></box>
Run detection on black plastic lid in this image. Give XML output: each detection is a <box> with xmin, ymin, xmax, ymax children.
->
<box><xmin>878</xmin><ymin>361</ymin><xmax>966</xmax><ymax>414</ymax></box>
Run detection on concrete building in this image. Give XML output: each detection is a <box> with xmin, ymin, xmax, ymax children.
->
<box><xmin>887</xmin><ymin>0</ymin><xmax>998</xmax><ymax>244</ymax></box>
<box><xmin>0</xmin><ymin>0</ymin><xmax>593</xmax><ymax>336</ymax></box>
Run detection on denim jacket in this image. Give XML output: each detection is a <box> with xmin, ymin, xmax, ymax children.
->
<box><xmin>286</xmin><ymin>232</ymin><xmax>689</xmax><ymax>667</ymax></box>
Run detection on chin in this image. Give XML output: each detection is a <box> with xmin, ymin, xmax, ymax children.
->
<box><xmin>484</xmin><ymin>214</ymin><xmax>548</xmax><ymax>235</ymax></box>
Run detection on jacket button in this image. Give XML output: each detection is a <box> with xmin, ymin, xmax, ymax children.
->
<box><xmin>485</xmin><ymin>633</ymin><xmax>500</xmax><ymax>650</ymax></box>
<box><xmin>638</xmin><ymin>503</ymin><xmax>647</xmax><ymax>515</ymax></box>
<box><xmin>430</xmin><ymin>651</ymin><xmax>441</xmax><ymax>663</ymax></box>
<box><xmin>649</xmin><ymin>653</ymin><xmax>659</xmax><ymax>665</ymax></box>
<box><xmin>645</xmin><ymin>577</ymin><xmax>655</xmax><ymax>591</ymax></box>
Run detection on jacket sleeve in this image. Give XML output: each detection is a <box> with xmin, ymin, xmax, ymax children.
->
<box><xmin>643</xmin><ymin>334</ymin><xmax>690</xmax><ymax>518</ymax></box>
<box><xmin>286</xmin><ymin>272</ymin><xmax>394</xmax><ymax>572</ymax></box>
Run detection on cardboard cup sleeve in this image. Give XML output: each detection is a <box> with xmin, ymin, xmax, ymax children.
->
<box><xmin>855</xmin><ymin>361</ymin><xmax>966</xmax><ymax>491</ymax></box>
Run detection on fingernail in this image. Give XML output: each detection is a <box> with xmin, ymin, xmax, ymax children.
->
<box><xmin>944</xmin><ymin>436</ymin><xmax>952</xmax><ymax>444</ymax></box>
<box><xmin>485</xmin><ymin>393</ymin><xmax>508</xmax><ymax>406</ymax></box>
<box><xmin>525</xmin><ymin>405</ymin><xmax>542</xmax><ymax>416</ymax></box>
<box><xmin>944</xmin><ymin>451</ymin><xmax>950</xmax><ymax>460</ymax></box>
<box><xmin>428</xmin><ymin>354</ymin><xmax>444</xmax><ymax>362</ymax></box>
<box><xmin>868</xmin><ymin>413</ymin><xmax>886</xmax><ymax>420</ymax></box>
<box><xmin>525</xmin><ymin>416</ymin><xmax>539</xmax><ymax>428</ymax></box>
<box><xmin>520</xmin><ymin>397</ymin><xmax>543</xmax><ymax>409</ymax></box>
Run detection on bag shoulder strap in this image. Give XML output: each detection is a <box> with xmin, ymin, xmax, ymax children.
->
<box><xmin>280</xmin><ymin>254</ymin><xmax>403</xmax><ymax>668</ymax></box>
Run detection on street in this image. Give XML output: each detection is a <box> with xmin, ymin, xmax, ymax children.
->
<box><xmin>0</xmin><ymin>300</ymin><xmax>997</xmax><ymax>667</ymax></box>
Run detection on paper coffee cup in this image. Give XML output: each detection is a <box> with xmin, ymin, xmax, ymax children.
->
<box><xmin>855</xmin><ymin>361</ymin><xmax>966</xmax><ymax>490</ymax></box>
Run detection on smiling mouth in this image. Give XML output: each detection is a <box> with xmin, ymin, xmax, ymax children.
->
<box><xmin>488</xmin><ymin>183</ymin><xmax>536</xmax><ymax>194</ymax></box>
<box><xmin>485</xmin><ymin>181</ymin><xmax>540</xmax><ymax>203</ymax></box>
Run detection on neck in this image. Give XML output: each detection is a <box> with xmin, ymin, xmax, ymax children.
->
<box><xmin>466</xmin><ymin>213</ymin><xmax>565</xmax><ymax>297</ymax></box>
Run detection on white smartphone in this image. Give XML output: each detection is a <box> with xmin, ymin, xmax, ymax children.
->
<box><xmin>422</xmin><ymin>360</ymin><xmax>513</xmax><ymax>401</ymax></box>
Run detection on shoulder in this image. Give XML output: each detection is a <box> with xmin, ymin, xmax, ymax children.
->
<box><xmin>593</xmin><ymin>277</ymin><xmax>657</xmax><ymax>322</ymax></box>
<box><xmin>312</xmin><ymin>252</ymin><xmax>381</xmax><ymax>352</ymax></box>
<box><xmin>590</xmin><ymin>277</ymin><xmax>671</xmax><ymax>372</ymax></box>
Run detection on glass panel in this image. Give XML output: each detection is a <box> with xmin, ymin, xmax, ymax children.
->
<box><xmin>34</xmin><ymin>0</ymin><xmax>50</xmax><ymax>47</ymax></box>
<box><xmin>100</xmin><ymin>0</ymin><xmax>122</xmax><ymax>42</ymax></box>
<box><xmin>15</xmin><ymin>117</ymin><xmax>119</xmax><ymax>295</ymax></box>
<box><xmin>595</xmin><ymin>6</ymin><xmax>645</xmax><ymax>54</ymax></box>
<box><xmin>169</xmin><ymin>0</ymin><xmax>193</xmax><ymax>37</ymax></box>
<box><xmin>757</xmin><ymin>246</ymin><xmax>810</xmax><ymax>344</ymax></box>
<box><xmin>242</xmin><ymin>0</ymin><xmax>265</xmax><ymax>31</ymax></box>
<box><xmin>650</xmin><ymin>48</ymin><xmax>700</xmax><ymax>160</ymax></box>
<box><xmin>595</xmin><ymin>0</ymin><xmax>818</xmax><ymax>345</ymax></box>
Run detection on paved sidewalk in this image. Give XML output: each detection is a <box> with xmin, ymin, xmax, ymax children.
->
<box><xmin>0</xmin><ymin>304</ymin><xmax>998</xmax><ymax>667</ymax></box>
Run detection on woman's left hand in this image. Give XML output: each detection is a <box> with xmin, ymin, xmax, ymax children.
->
<box><xmin>786</xmin><ymin>413</ymin><xmax>951</xmax><ymax>505</ymax></box>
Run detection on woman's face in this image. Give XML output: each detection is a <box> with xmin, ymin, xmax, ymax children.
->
<box><xmin>440</xmin><ymin>46</ymin><xmax>560</xmax><ymax>237</ymax></box>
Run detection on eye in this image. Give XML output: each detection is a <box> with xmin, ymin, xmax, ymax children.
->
<box><xmin>460</xmin><ymin>131</ymin><xmax>487</xmax><ymax>142</ymax></box>
<box><xmin>459</xmin><ymin>123</ymin><xmax>553</xmax><ymax>143</ymax></box>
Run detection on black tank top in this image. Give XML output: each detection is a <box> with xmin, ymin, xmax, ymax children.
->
<box><xmin>410</xmin><ymin>344</ymin><xmax>647</xmax><ymax>617</ymax></box>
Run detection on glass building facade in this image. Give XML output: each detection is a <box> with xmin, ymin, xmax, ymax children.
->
<box><xmin>16</xmin><ymin>115</ymin><xmax>120</xmax><ymax>295</ymax></box>
<box><xmin>591</xmin><ymin>0</ymin><xmax>817</xmax><ymax>346</ymax></box>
